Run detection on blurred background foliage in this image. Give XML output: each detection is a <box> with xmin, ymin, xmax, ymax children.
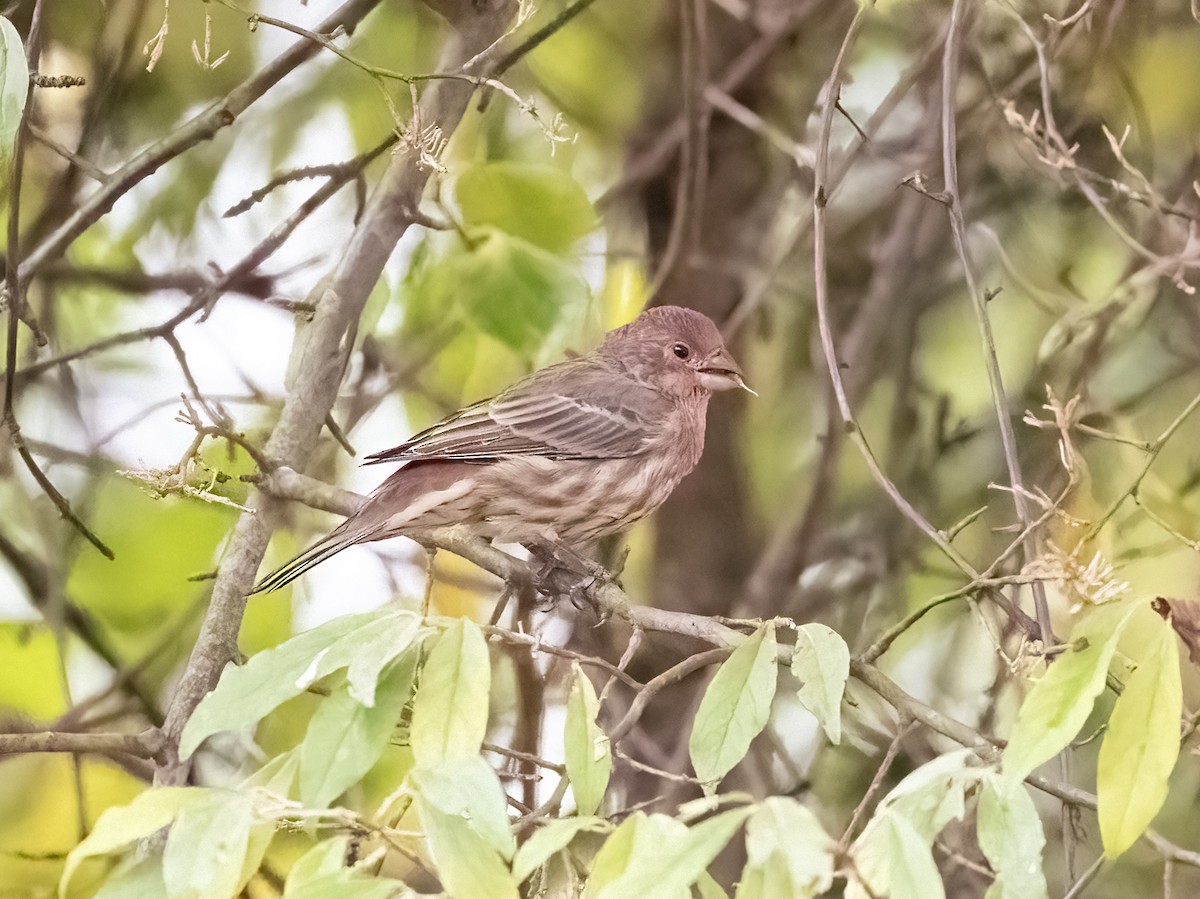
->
<box><xmin>2</xmin><ymin>0</ymin><xmax>1200</xmax><ymax>895</ymax></box>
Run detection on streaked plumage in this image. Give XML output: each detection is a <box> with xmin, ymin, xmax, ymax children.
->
<box><xmin>252</xmin><ymin>306</ymin><xmax>748</xmax><ymax>593</ymax></box>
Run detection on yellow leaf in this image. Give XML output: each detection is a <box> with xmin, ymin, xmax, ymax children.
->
<box><xmin>1097</xmin><ymin>615</ymin><xmax>1182</xmax><ymax>858</ymax></box>
<box><xmin>1002</xmin><ymin>601</ymin><xmax>1137</xmax><ymax>784</ymax></box>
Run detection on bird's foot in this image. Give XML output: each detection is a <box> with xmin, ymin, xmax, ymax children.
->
<box><xmin>528</xmin><ymin>541</ymin><xmax>614</xmax><ymax>621</ymax></box>
<box><xmin>566</xmin><ymin>574</ymin><xmax>612</xmax><ymax>624</ymax></box>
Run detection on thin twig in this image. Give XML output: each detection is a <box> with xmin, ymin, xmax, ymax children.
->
<box><xmin>18</xmin><ymin>0</ymin><xmax>385</xmax><ymax>282</ymax></box>
<box><xmin>1083</xmin><ymin>388</ymin><xmax>1200</xmax><ymax>542</ymax></box>
<box><xmin>810</xmin><ymin>7</ymin><xmax>980</xmax><ymax>582</ymax></box>
<box><xmin>599</xmin><ymin>626</ymin><xmax>643</xmax><ymax>705</ymax></box>
<box><xmin>837</xmin><ymin>723</ymin><xmax>913</xmax><ymax>854</ymax></box>
<box><xmin>609</xmin><ymin>649</ymin><xmax>729</xmax><ymax>743</ymax></box>
<box><xmin>645</xmin><ymin>0</ymin><xmax>705</xmax><ymax>302</ymax></box>
<box><xmin>492</xmin><ymin>0</ymin><xmax>601</xmax><ymax>76</ymax></box>
<box><xmin>154</xmin><ymin>0</ymin><xmax>522</xmax><ymax>788</ymax></box>
<box><xmin>940</xmin><ymin>0</ymin><xmax>1053</xmax><ymax>644</ymax></box>
<box><xmin>3</xmin><ymin>0</ymin><xmax>113</xmax><ymax>559</ymax></box>
<box><xmin>9</xmin><ymin>134</ymin><xmax>394</xmax><ymax>389</ymax></box>
<box><xmin>1061</xmin><ymin>854</ymin><xmax>1105</xmax><ymax>899</ymax></box>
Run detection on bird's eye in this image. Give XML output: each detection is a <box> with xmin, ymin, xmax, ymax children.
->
<box><xmin>672</xmin><ymin>343</ymin><xmax>691</xmax><ymax>360</ymax></box>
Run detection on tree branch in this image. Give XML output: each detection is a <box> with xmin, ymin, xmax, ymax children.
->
<box><xmin>260</xmin><ymin>465</ymin><xmax>1200</xmax><ymax>870</ymax></box>
<box><xmin>17</xmin><ymin>0</ymin><xmax>385</xmax><ymax>282</ymax></box>
<box><xmin>0</xmin><ymin>728</ymin><xmax>166</xmax><ymax>762</ymax></box>
<box><xmin>154</xmin><ymin>0</ymin><xmax>520</xmax><ymax>787</ymax></box>
<box><xmin>940</xmin><ymin>0</ymin><xmax>1052</xmax><ymax>644</ymax></box>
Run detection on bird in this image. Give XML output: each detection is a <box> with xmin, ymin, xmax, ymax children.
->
<box><xmin>251</xmin><ymin>305</ymin><xmax>751</xmax><ymax>594</ymax></box>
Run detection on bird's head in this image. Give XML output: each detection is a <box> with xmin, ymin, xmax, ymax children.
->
<box><xmin>604</xmin><ymin>306</ymin><xmax>754</xmax><ymax>398</ymax></box>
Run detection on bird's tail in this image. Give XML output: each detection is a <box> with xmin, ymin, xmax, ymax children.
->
<box><xmin>249</xmin><ymin>528</ymin><xmax>369</xmax><ymax>594</ymax></box>
<box><xmin>249</xmin><ymin>460</ymin><xmax>472</xmax><ymax>594</ymax></box>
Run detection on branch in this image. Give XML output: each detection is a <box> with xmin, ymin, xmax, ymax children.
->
<box><xmin>3</xmin><ymin>0</ymin><xmax>114</xmax><ymax>558</ymax></box>
<box><xmin>1</xmin><ymin>1</ymin><xmax>392</xmax><ymax>562</ymax></box>
<box><xmin>854</xmin><ymin>660</ymin><xmax>1200</xmax><ymax>869</ymax></box>
<box><xmin>940</xmin><ymin>0</ymin><xmax>1052</xmax><ymax>643</ymax></box>
<box><xmin>155</xmin><ymin>0</ymin><xmax>520</xmax><ymax>787</ymax></box>
<box><xmin>809</xmin><ymin>10</ymin><xmax>980</xmax><ymax>581</ymax></box>
<box><xmin>1082</xmin><ymin>387</ymin><xmax>1200</xmax><ymax>542</ymax></box>
<box><xmin>492</xmin><ymin>0</ymin><xmax>599</xmax><ymax>75</ymax></box>
<box><xmin>0</xmin><ymin>728</ymin><xmax>166</xmax><ymax>762</ymax></box>
<box><xmin>261</xmin><ymin>468</ymin><xmax>1200</xmax><ymax>869</ymax></box>
<box><xmin>9</xmin><ymin>134</ymin><xmax>394</xmax><ymax>390</ymax></box>
<box><xmin>0</xmin><ymin>530</ymin><xmax>163</xmax><ymax>723</ymax></box>
<box><xmin>597</xmin><ymin>2</ymin><xmax>818</xmax><ymax>209</ymax></box>
<box><xmin>609</xmin><ymin>648</ymin><xmax>729</xmax><ymax>743</ymax></box>
<box><xmin>17</xmin><ymin>0</ymin><xmax>385</xmax><ymax>281</ymax></box>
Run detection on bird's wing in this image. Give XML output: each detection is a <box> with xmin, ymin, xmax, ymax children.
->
<box><xmin>364</xmin><ymin>359</ymin><xmax>669</xmax><ymax>464</ymax></box>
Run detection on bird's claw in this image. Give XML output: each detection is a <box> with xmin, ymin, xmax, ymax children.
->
<box><xmin>531</xmin><ymin>557</ymin><xmax>612</xmax><ymax>622</ymax></box>
<box><xmin>567</xmin><ymin>574</ymin><xmax>613</xmax><ymax>624</ymax></box>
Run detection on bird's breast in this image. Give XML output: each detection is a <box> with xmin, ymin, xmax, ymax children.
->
<box><xmin>469</xmin><ymin>398</ymin><xmax>709</xmax><ymax>546</ymax></box>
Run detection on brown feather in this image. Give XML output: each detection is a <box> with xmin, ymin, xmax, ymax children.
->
<box><xmin>252</xmin><ymin>306</ymin><xmax>742</xmax><ymax>592</ymax></box>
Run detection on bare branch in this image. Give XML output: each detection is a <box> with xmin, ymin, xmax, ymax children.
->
<box><xmin>155</xmin><ymin>0</ymin><xmax>521</xmax><ymax>787</ymax></box>
<box><xmin>18</xmin><ymin>0</ymin><xmax>386</xmax><ymax>281</ymax></box>
<box><xmin>0</xmin><ymin>728</ymin><xmax>166</xmax><ymax>762</ymax></box>
<box><xmin>809</xmin><ymin>8</ymin><xmax>980</xmax><ymax>582</ymax></box>
<box><xmin>940</xmin><ymin>0</ymin><xmax>1052</xmax><ymax>643</ymax></box>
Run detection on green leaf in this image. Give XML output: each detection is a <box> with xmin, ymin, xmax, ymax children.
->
<box><xmin>740</xmin><ymin>797</ymin><xmax>835</xmax><ymax>897</ymax></box>
<box><xmin>411</xmin><ymin>229</ymin><xmax>585</xmax><ymax>353</ymax></box>
<box><xmin>977</xmin><ymin>773</ymin><xmax>1048</xmax><ymax>899</ymax></box>
<box><xmin>410</xmin><ymin>756</ymin><xmax>516</xmax><ymax>860</ymax></box>
<box><xmin>456</xmin><ymin>161</ymin><xmax>597</xmax><ymax>254</ymax></box>
<box><xmin>93</xmin><ymin>857</ymin><xmax>167</xmax><ymax>899</ymax></box>
<box><xmin>850</xmin><ymin>811</ymin><xmax>944</xmax><ymax>899</ymax></box>
<box><xmin>241</xmin><ymin>747</ymin><xmax>300</xmax><ymax>798</ymax></box>
<box><xmin>240</xmin><ymin>822</ymin><xmax>276</xmax><ymax>898</ymax></box>
<box><xmin>1097</xmin><ymin>613</ymin><xmax>1182</xmax><ymax>858</ymax></box>
<box><xmin>791</xmin><ymin>623</ymin><xmax>850</xmax><ymax>744</ymax></box>
<box><xmin>512</xmin><ymin>816</ymin><xmax>611</xmax><ymax>883</ymax></box>
<box><xmin>588</xmin><ymin>808</ymin><xmax>753</xmax><ymax>899</ymax></box>
<box><xmin>285</xmin><ymin>872</ymin><xmax>401</xmax><ymax>899</ymax></box>
<box><xmin>584</xmin><ymin>812</ymin><xmax>641</xmax><ymax>895</ymax></box>
<box><xmin>285</xmin><ymin>837</ymin><xmax>351</xmax><ymax>891</ymax></box>
<box><xmin>162</xmin><ymin>790</ymin><xmax>256</xmax><ymax>899</ymax></box>
<box><xmin>689</xmin><ymin>625</ymin><xmax>778</xmax><ymax>793</ymax></box>
<box><xmin>299</xmin><ymin>652</ymin><xmax>417</xmax><ymax>808</ymax></box>
<box><xmin>180</xmin><ymin>609</ymin><xmax>424</xmax><ymax>759</ymax></box>
<box><xmin>1002</xmin><ymin>600</ymin><xmax>1138</xmax><ymax>784</ymax></box>
<box><xmin>344</xmin><ymin>612</ymin><xmax>424</xmax><ymax>706</ymax></box>
<box><xmin>461</xmin><ymin>231</ymin><xmax>583</xmax><ymax>351</ymax></box>
<box><xmin>410</xmin><ymin>618</ymin><xmax>490</xmax><ymax>766</ymax></box>
<box><xmin>696</xmin><ymin>871</ymin><xmax>729</xmax><ymax>899</ymax></box>
<box><xmin>60</xmin><ymin>787</ymin><xmax>208</xmax><ymax>896</ymax></box>
<box><xmin>733</xmin><ymin>851</ymin><xmax>794</xmax><ymax>899</ymax></box>
<box><xmin>0</xmin><ymin>16</ymin><xmax>28</xmax><ymax>182</ymax></box>
<box><xmin>283</xmin><ymin>837</ymin><xmax>407</xmax><ymax>898</ymax></box>
<box><xmin>564</xmin><ymin>662</ymin><xmax>612</xmax><ymax>816</ymax></box>
<box><xmin>878</xmin><ymin>748</ymin><xmax>981</xmax><ymax>841</ymax></box>
<box><xmin>418</xmin><ymin>799</ymin><xmax>519</xmax><ymax>899</ymax></box>
<box><xmin>847</xmin><ymin>751</ymin><xmax>985</xmax><ymax>899</ymax></box>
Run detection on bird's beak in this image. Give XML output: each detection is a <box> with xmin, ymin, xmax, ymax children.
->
<box><xmin>698</xmin><ymin>348</ymin><xmax>756</xmax><ymax>395</ymax></box>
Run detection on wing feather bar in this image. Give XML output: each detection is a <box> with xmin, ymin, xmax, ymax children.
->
<box><xmin>366</xmin><ymin>392</ymin><xmax>657</xmax><ymax>463</ymax></box>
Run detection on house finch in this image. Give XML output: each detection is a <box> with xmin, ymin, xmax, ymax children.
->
<box><xmin>252</xmin><ymin>305</ymin><xmax>750</xmax><ymax>593</ymax></box>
